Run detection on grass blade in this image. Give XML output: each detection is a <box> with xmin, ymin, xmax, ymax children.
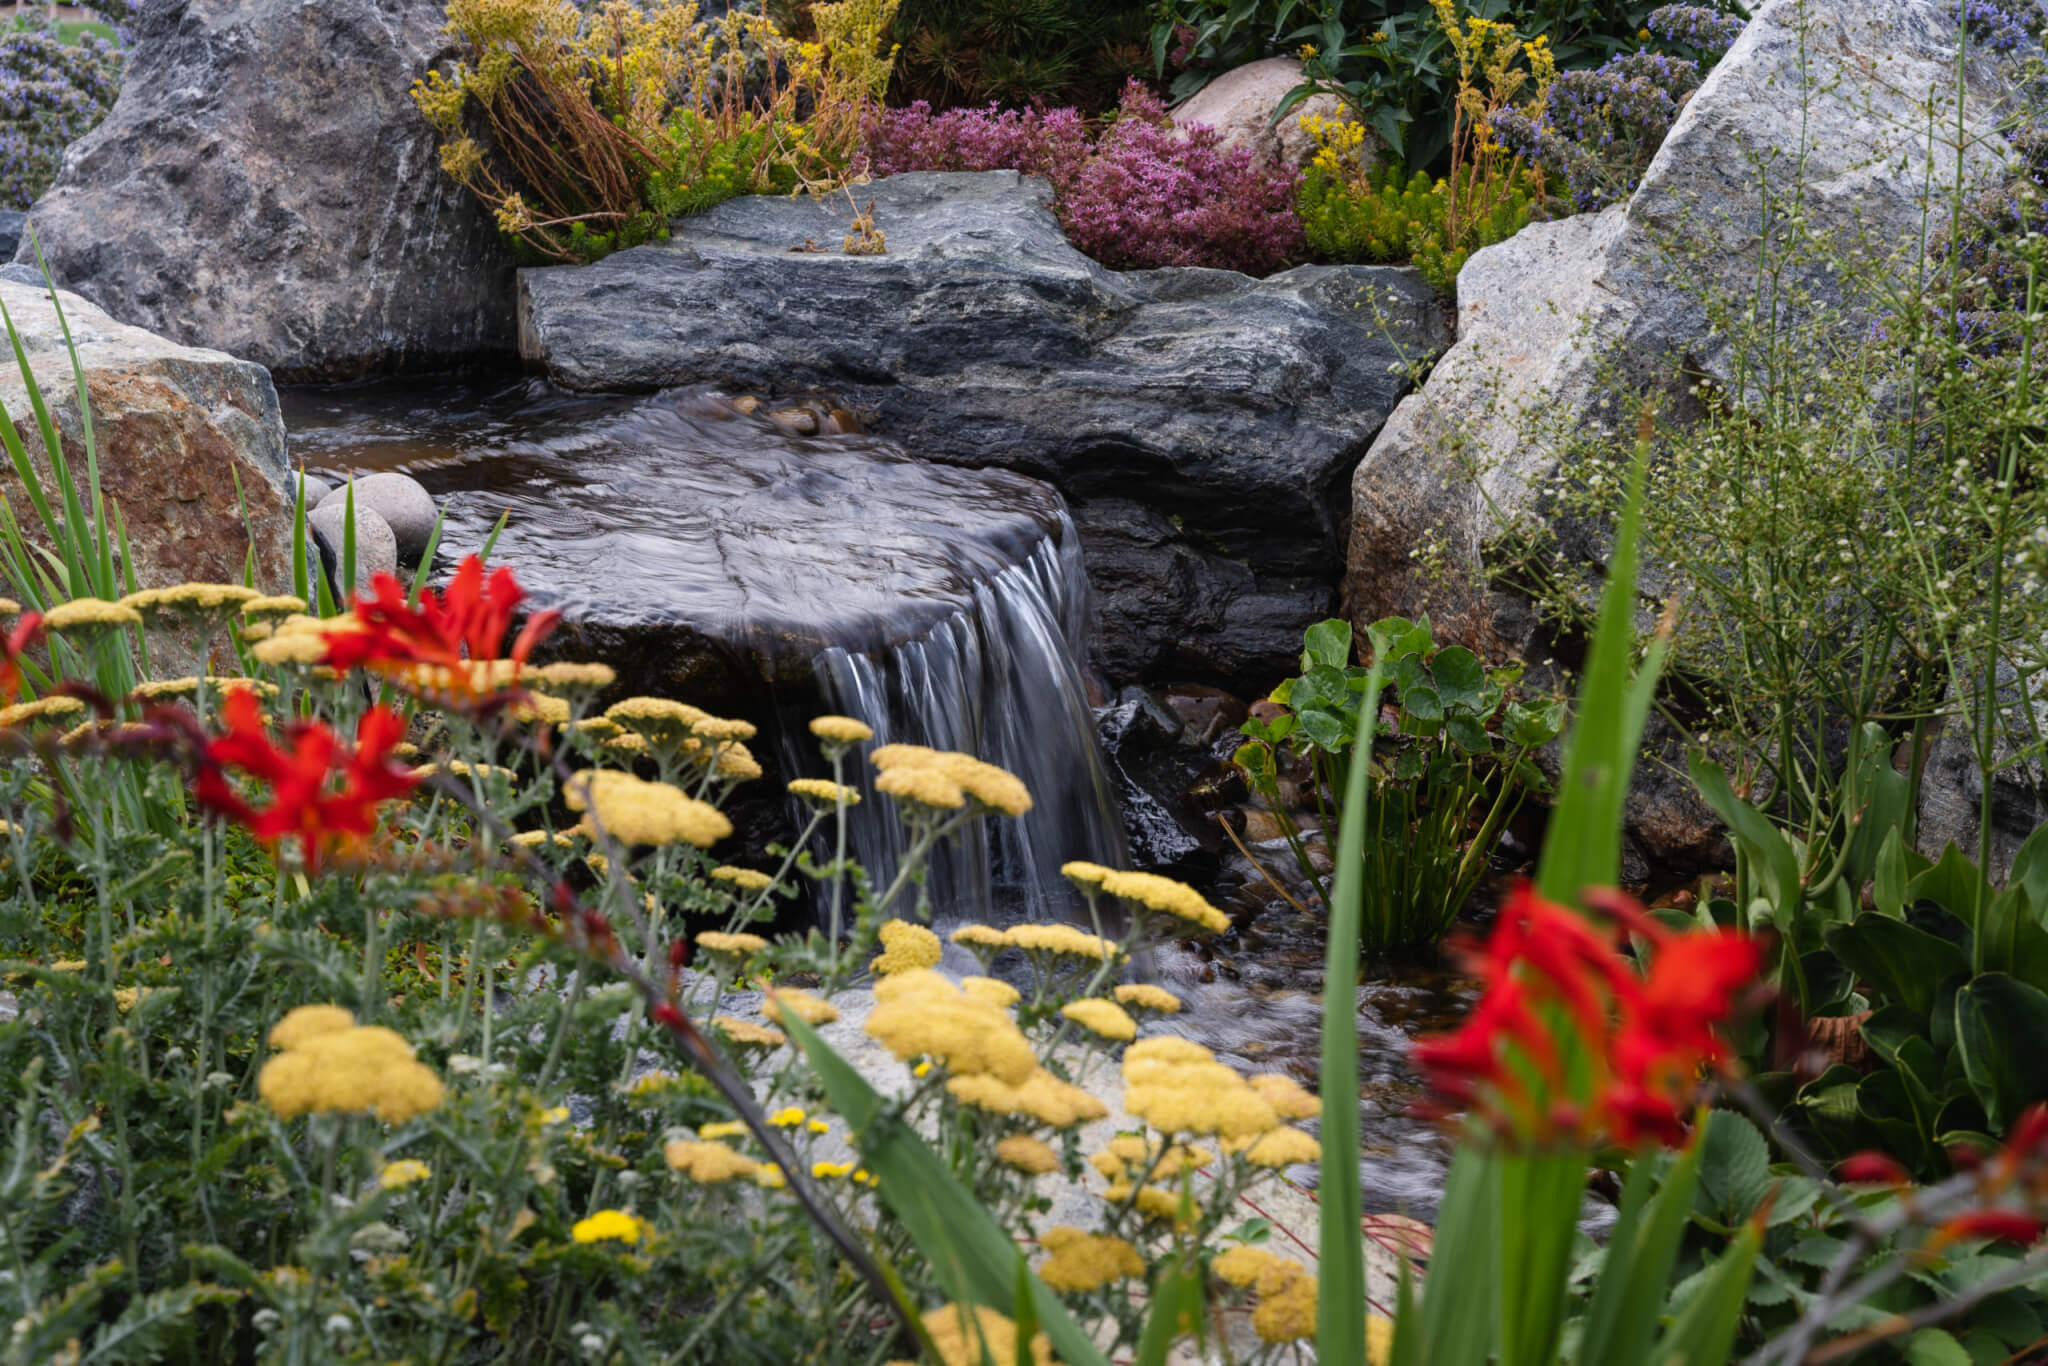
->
<box><xmin>1318</xmin><ymin>656</ymin><xmax>1388</xmax><ymax>1362</ymax></box>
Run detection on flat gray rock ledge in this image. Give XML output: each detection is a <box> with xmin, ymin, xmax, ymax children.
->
<box><xmin>518</xmin><ymin>171</ymin><xmax>1451</xmax><ymax>688</ymax></box>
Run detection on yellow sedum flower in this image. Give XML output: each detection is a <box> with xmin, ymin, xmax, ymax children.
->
<box><xmin>1060</xmin><ymin>997</ymin><xmax>1137</xmax><ymax>1042</ymax></box>
<box><xmin>378</xmin><ymin>1159</ymin><xmax>433</xmax><ymax>1190</ymax></box>
<box><xmin>570</xmin><ymin>1209</ymin><xmax>648</xmax><ymax>1244</ymax></box>
<box><xmin>809</xmin><ymin>715</ymin><xmax>873</xmax><ymax>744</ymax></box>
<box><xmin>1114</xmin><ymin>983</ymin><xmax>1183</xmax><ymax>1014</ymax></box>
<box><xmin>665</xmin><ymin>1139</ymin><xmax>759</xmax><ymax>1183</ymax></box>
<box><xmin>788</xmin><ymin>777</ymin><xmax>860</xmax><ymax>806</ymax></box>
<box><xmin>994</xmin><ymin>1134</ymin><xmax>1059</xmax><ymax>1174</ymax></box>
<box><xmin>868</xmin><ymin>918</ymin><xmax>941</xmax><ymax>975</ymax></box>
<box><xmin>566</xmin><ymin>770</ymin><xmax>731</xmax><ymax>847</ymax></box>
<box><xmin>1038</xmin><ymin>1226</ymin><xmax>1144</xmax><ymax>1293</ymax></box>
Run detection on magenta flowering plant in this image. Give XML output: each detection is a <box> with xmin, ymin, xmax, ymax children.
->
<box><xmin>866</xmin><ymin>80</ymin><xmax>1307</xmax><ymax>275</ymax></box>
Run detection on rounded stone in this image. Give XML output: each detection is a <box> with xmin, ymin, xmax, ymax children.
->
<box><xmin>318</xmin><ymin>472</ymin><xmax>436</xmax><ymax>560</ymax></box>
<box><xmin>306</xmin><ymin>500</ymin><xmax>397</xmax><ymax>592</ymax></box>
<box><xmin>293</xmin><ymin>472</ymin><xmax>332</xmax><ymax>508</ymax></box>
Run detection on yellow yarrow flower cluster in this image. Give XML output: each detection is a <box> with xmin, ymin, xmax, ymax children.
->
<box><xmin>566</xmin><ymin>770</ymin><xmax>731</xmax><ymax>847</ymax></box>
<box><xmin>711</xmin><ymin>1014</ymin><xmax>786</xmax><ymax>1048</ymax></box>
<box><xmin>379</xmin><ymin>1159</ymin><xmax>433</xmax><ymax>1190</ymax></box>
<box><xmin>240</xmin><ymin>593</ymin><xmax>307</xmax><ymax>620</ymax></box>
<box><xmin>0</xmin><ymin>695</ymin><xmax>83</xmax><ymax>727</ymax></box>
<box><xmin>43</xmin><ymin>597</ymin><xmax>141</xmax><ymax>634</ymax></box>
<box><xmin>664</xmin><ymin>1138</ymin><xmax>760</xmax><ymax>1183</ymax></box>
<box><xmin>808</xmin><ymin>714</ymin><xmax>873</xmax><ymax>745</ymax></box>
<box><xmin>788</xmin><ymin>777</ymin><xmax>860</xmax><ymax>806</ymax></box>
<box><xmin>696</xmin><ymin>930</ymin><xmax>768</xmax><ymax>960</ymax></box>
<box><xmin>868</xmin><ymin>918</ymin><xmax>941</xmax><ymax>975</ymax></box>
<box><xmin>763</xmin><ymin>988</ymin><xmax>838</xmax><ymax>1026</ymax></box>
<box><xmin>1121</xmin><ymin>1036</ymin><xmax>1279</xmax><ymax>1140</ymax></box>
<box><xmin>1060</xmin><ymin>997</ymin><xmax>1136</xmax><ymax>1042</ymax></box>
<box><xmin>120</xmin><ymin>582</ymin><xmax>259</xmax><ymax>623</ymax></box>
<box><xmin>898</xmin><ymin>1304</ymin><xmax>1052</xmax><ymax>1366</ymax></box>
<box><xmin>1248</xmin><ymin>1073</ymin><xmax>1322</xmax><ymax>1121</ymax></box>
<box><xmin>960</xmin><ymin>975</ymin><xmax>1019</xmax><ymax>1009</ymax></box>
<box><xmin>864</xmin><ymin>968</ymin><xmax>1035</xmax><ymax>1083</ymax></box>
<box><xmin>1098</xmin><ymin>870</ymin><xmax>1229</xmax><ymax>933</ymax></box>
<box><xmin>258</xmin><ymin>1007</ymin><xmax>444</xmax><ymax>1124</ymax></box>
<box><xmin>949</xmin><ymin>921</ymin><xmax>1119</xmax><ymax>963</ymax></box>
<box><xmin>1089</xmin><ymin>1135</ymin><xmax>1214</xmax><ymax>1183</ymax></box>
<box><xmin>1037</xmin><ymin>1226</ymin><xmax>1144</xmax><ymax>1293</ymax></box>
<box><xmin>1235</xmin><ymin>1126</ymin><xmax>1322</xmax><ymax>1168</ymax></box>
<box><xmin>1114</xmin><ymin>983</ymin><xmax>1182</xmax><ymax>1015</ymax></box>
<box><xmin>571</xmin><ymin>1209</ymin><xmax>649</xmax><ymax>1244</ymax></box>
<box><xmin>710</xmin><ymin>864</ymin><xmax>773</xmax><ymax>892</ymax></box>
<box><xmin>994</xmin><ymin>1134</ymin><xmax>1059</xmax><ymax>1174</ymax></box>
<box><xmin>526</xmin><ymin>660</ymin><xmax>616</xmax><ymax>696</ymax></box>
<box><xmin>870</xmin><ymin>744</ymin><xmax>1031</xmax><ymax>816</ymax></box>
<box><xmin>945</xmin><ymin>1067</ymin><xmax>1107</xmax><ymax>1129</ymax></box>
<box><xmin>1251</xmin><ymin>1258</ymin><xmax>1317</xmax><ymax>1343</ymax></box>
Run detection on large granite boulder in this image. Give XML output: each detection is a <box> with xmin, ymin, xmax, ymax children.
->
<box><xmin>517</xmin><ymin>170</ymin><xmax>1450</xmax><ymax>689</ymax></box>
<box><xmin>19</xmin><ymin>0</ymin><xmax>516</xmax><ymax>381</ymax></box>
<box><xmin>1343</xmin><ymin>0</ymin><xmax>2018</xmax><ymax>869</ymax></box>
<box><xmin>1171</xmin><ymin>57</ymin><xmax>1363</xmax><ymax>169</ymax></box>
<box><xmin>0</xmin><ymin>279</ymin><xmax>296</xmax><ymax>633</ymax></box>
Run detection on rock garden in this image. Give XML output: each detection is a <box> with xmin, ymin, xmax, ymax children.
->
<box><xmin>4</xmin><ymin>0</ymin><xmax>2048</xmax><ymax>1363</ymax></box>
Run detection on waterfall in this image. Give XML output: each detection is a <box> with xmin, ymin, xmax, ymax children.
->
<box><xmin>803</xmin><ymin>513</ymin><xmax>1127</xmax><ymax>928</ymax></box>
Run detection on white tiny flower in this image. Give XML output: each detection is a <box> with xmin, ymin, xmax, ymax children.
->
<box><xmin>324</xmin><ymin>1314</ymin><xmax>353</xmax><ymax>1335</ymax></box>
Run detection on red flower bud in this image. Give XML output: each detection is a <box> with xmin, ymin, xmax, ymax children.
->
<box><xmin>1937</xmin><ymin>1210</ymin><xmax>2045</xmax><ymax>1246</ymax></box>
<box><xmin>1839</xmin><ymin>1151</ymin><xmax>1911</xmax><ymax>1186</ymax></box>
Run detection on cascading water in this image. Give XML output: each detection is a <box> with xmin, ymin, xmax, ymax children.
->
<box><xmin>805</xmin><ymin>516</ymin><xmax>1126</xmax><ymax>928</ymax></box>
<box><xmin>279</xmin><ymin>375</ymin><xmax>1126</xmax><ymax>927</ymax></box>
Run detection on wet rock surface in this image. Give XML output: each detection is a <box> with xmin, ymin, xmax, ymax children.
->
<box><xmin>518</xmin><ymin>170</ymin><xmax>1450</xmax><ymax>690</ymax></box>
<box><xmin>20</xmin><ymin>0</ymin><xmax>516</xmax><ymax>381</ymax></box>
<box><xmin>0</xmin><ymin>279</ymin><xmax>296</xmax><ymax>660</ymax></box>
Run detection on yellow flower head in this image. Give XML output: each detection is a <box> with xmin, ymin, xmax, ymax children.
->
<box><xmin>948</xmin><ymin>923</ymin><xmax>1010</xmax><ymax>952</ymax></box>
<box><xmin>0</xmin><ymin>695</ymin><xmax>84</xmax><ymax>727</ymax></box>
<box><xmin>605</xmin><ymin>696</ymin><xmax>708</xmax><ymax>739</ymax></box>
<box><xmin>43</xmin><ymin>597</ymin><xmax>141</xmax><ymax>634</ymax></box>
<box><xmin>120</xmin><ymin>582</ymin><xmax>259</xmax><ymax>622</ymax></box>
<box><xmin>1121</xmin><ymin>1037</ymin><xmax>1280</xmax><ymax>1139</ymax></box>
<box><xmin>945</xmin><ymin>1067</ymin><xmax>1108</xmax><ymax>1128</ymax></box>
<box><xmin>698</xmin><ymin>1120</ymin><xmax>748</xmax><ymax>1140</ymax></box>
<box><xmin>875</xmin><ymin>764</ymin><xmax>964</xmax><ymax>809</ymax></box>
<box><xmin>919</xmin><ymin>1304</ymin><xmax>1053</xmax><ymax>1366</ymax></box>
<box><xmin>527</xmin><ymin>660</ymin><xmax>617</xmax><ymax>695</ymax></box>
<box><xmin>1240</xmin><ymin>1126</ymin><xmax>1321</xmax><ymax>1168</ymax></box>
<box><xmin>252</xmin><ymin>632</ymin><xmax>327</xmax><ymax>667</ymax></box>
<box><xmin>693</xmin><ymin>716</ymin><xmax>756</xmax><ymax>742</ymax></box>
<box><xmin>240</xmin><ymin>594</ymin><xmax>307</xmax><ymax>620</ymax></box>
<box><xmin>566</xmin><ymin>770</ymin><xmax>732</xmax><ymax>848</ymax></box>
<box><xmin>788</xmin><ymin>777</ymin><xmax>861</xmax><ymax>806</ymax></box>
<box><xmin>709</xmin><ymin>739</ymin><xmax>763</xmax><ymax>780</ymax></box>
<box><xmin>712</xmin><ymin>1014</ymin><xmax>787</xmax><ymax>1048</ymax></box>
<box><xmin>268</xmin><ymin>1004</ymin><xmax>357</xmax><ymax>1052</ymax></box>
<box><xmin>1098</xmin><ymin>870</ymin><xmax>1228</xmax><ymax>933</ymax></box>
<box><xmin>864</xmin><ymin>972</ymin><xmax>1036</xmax><ymax>1083</ymax></box>
<box><xmin>710</xmin><ymin>865</ymin><xmax>774</xmax><ymax>892</ymax></box>
<box><xmin>1060</xmin><ymin>860</ymin><xmax>1114</xmax><ymax>890</ymax></box>
<box><xmin>571</xmin><ymin>1209</ymin><xmax>648</xmax><ymax>1244</ymax></box>
<box><xmin>769</xmin><ymin>1106</ymin><xmax>807</xmax><ymax>1128</ymax></box>
<box><xmin>994</xmin><ymin>1134</ymin><xmax>1060</xmax><ymax>1174</ymax></box>
<box><xmin>1114</xmin><ymin>983</ymin><xmax>1183</xmax><ymax>1015</ymax></box>
<box><xmin>378</xmin><ymin>1159</ymin><xmax>433</xmax><ymax>1190</ymax></box>
<box><xmin>960</xmin><ymin>975</ymin><xmax>1020</xmax><ymax>1009</ymax></box>
<box><xmin>695</xmin><ymin>930</ymin><xmax>768</xmax><ymax>960</ymax></box>
<box><xmin>509</xmin><ymin>828</ymin><xmax>582</xmax><ymax>850</ymax></box>
<box><xmin>871</xmin><ymin>745</ymin><xmax>1031</xmax><ymax>816</ymax></box>
<box><xmin>508</xmin><ymin>692</ymin><xmax>571</xmax><ymax>725</ymax></box>
<box><xmin>1006</xmin><ymin>923</ymin><xmax>1119</xmax><ymax>962</ymax></box>
<box><xmin>1248</xmin><ymin>1073</ymin><xmax>1322</xmax><ymax>1121</ymax></box>
<box><xmin>665</xmin><ymin>1139</ymin><xmax>759</xmax><ymax>1183</ymax></box>
<box><xmin>869</xmin><ymin>918</ymin><xmax>942</xmax><ymax>976</ymax></box>
<box><xmin>1252</xmin><ymin>1259</ymin><xmax>1317</xmax><ymax>1343</ymax></box>
<box><xmin>1060</xmin><ymin>997</ymin><xmax>1137</xmax><ymax>1042</ymax></box>
<box><xmin>258</xmin><ymin>1023</ymin><xmax>444</xmax><ymax>1124</ymax></box>
<box><xmin>809</xmin><ymin>715</ymin><xmax>873</xmax><ymax>744</ymax></box>
<box><xmin>1213</xmin><ymin>1244</ymin><xmax>1282</xmax><ymax>1287</ymax></box>
<box><xmin>763</xmin><ymin>988</ymin><xmax>839</xmax><ymax>1026</ymax></box>
<box><xmin>1038</xmin><ymin>1226</ymin><xmax>1145</xmax><ymax>1293</ymax></box>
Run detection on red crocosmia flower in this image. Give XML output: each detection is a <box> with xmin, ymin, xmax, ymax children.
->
<box><xmin>1412</xmin><ymin>882</ymin><xmax>1763</xmax><ymax>1150</ymax></box>
<box><xmin>1935</xmin><ymin>1210</ymin><xmax>2046</xmax><ymax>1246</ymax></box>
<box><xmin>322</xmin><ymin>554</ymin><xmax>560</xmax><ymax>700</ymax></box>
<box><xmin>194</xmin><ymin>687</ymin><xmax>418</xmax><ymax>870</ymax></box>
<box><xmin>1838</xmin><ymin>1152</ymin><xmax>1912</xmax><ymax>1186</ymax></box>
<box><xmin>0</xmin><ymin>611</ymin><xmax>42</xmax><ymax>705</ymax></box>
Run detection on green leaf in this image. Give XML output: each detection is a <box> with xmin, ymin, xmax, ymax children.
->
<box><xmin>778</xmin><ymin>1012</ymin><xmax>1111</xmax><ymax>1366</ymax></box>
<box><xmin>1504</xmin><ymin>698</ymin><xmax>1567</xmax><ymax>748</ymax></box>
<box><xmin>1690</xmin><ymin>756</ymin><xmax>1804</xmax><ymax>921</ymax></box>
<box><xmin>1575</xmin><ymin>1141</ymin><xmax>1704</xmax><ymax>1366</ymax></box>
<box><xmin>1317</xmin><ymin>657</ymin><xmax>1386</xmax><ymax>1365</ymax></box>
<box><xmin>1902</xmin><ymin>1328</ymin><xmax>1973</xmax><ymax>1366</ymax></box>
<box><xmin>1653</xmin><ymin>1215</ymin><xmax>1760</xmax><ymax>1366</ymax></box>
<box><xmin>1822</xmin><ymin>917</ymin><xmax>1966</xmax><ymax>1017</ymax></box>
<box><xmin>1133</xmin><ymin>1254</ymin><xmax>1204</xmax><ymax>1366</ymax></box>
<box><xmin>1446</xmin><ymin>713</ymin><xmax>1491</xmax><ymax>755</ymax></box>
<box><xmin>1694</xmin><ymin>1110</ymin><xmax>1770</xmax><ymax>1225</ymax></box>
<box><xmin>1403</xmin><ymin>684</ymin><xmax>1444</xmax><ymax>723</ymax></box>
<box><xmin>1875</xmin><ymin>826</ymin><xmax>1912</xmax><ymax>918</ymax></box>
<box><xmin>1909</xmin><ymin>844</ymin><xmax>1993</xmax><ymax>938</ymax></box>
<box><xmin>1953</xmin><ymin>973</ymin><xmax>2048</xmax><ymax>1131</ymax></box>
<box><xmin>1302</xmin><ymin>618</ymin><xmax>1353</xmax><ymax>671</ymax></box>
<box><xmin>1297</xmin><ymin>708</ymin><xmax>1348</xmax><ymax>752</ymax></box>
<box><xmin>1430</xmin><ymin>646</ymin><xmax>1486</xmax><ymax>709</ymax></box>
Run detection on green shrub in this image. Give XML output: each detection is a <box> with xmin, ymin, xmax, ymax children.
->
<box><xmin>887</xmin><ymin>0</ymin><xmax>1151</xmax><ymax>113</ymax></box>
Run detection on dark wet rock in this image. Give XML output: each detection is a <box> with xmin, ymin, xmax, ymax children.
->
<box><xmin>0</xmin><ymin>280</ymin><xmax>295</xmax><ymax>674</ymax></box>
<box><xmin>20</xmin><ymin>0</ymin><xmax>516</xmax><ymax>380</ymax></box>
<box><xmin>517</xmin><ymin>170</ymin><xmax>1450</xmax><ymax>690</ymax></box>
<box><xmin>1096</xmin><ymin>685</ymin><xmax>1223</xmax><ymax>878</ymax></box>
<box><xmin>0</xmin><ymin>211</ymin><xmax>23</xmax><ymax>261</ymax></box>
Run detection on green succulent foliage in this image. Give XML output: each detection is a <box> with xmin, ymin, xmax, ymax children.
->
<box><xmin>1151</xmin><ymin>0</ymin><xmax>1660</xmax><ymax>170</ymax></box>
<box><xmin>891</xmin><ymin>0</ymin><xmax>1152</xmax><ymax>112</ymax></box>
<box><xmin>1692</xmin><ymin>729</ymin><xmax>2048</xmax><ymax>1183</ymax></box>
<box><xmin>1234</xmin><ymin>615</ymin><xmax>1563</xmax><ymax>953</ymax></box>
<box><xmin>1297</xmin><ymin>157</ymin><xmax>1538</xmax><ymax>290</ymax></box>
